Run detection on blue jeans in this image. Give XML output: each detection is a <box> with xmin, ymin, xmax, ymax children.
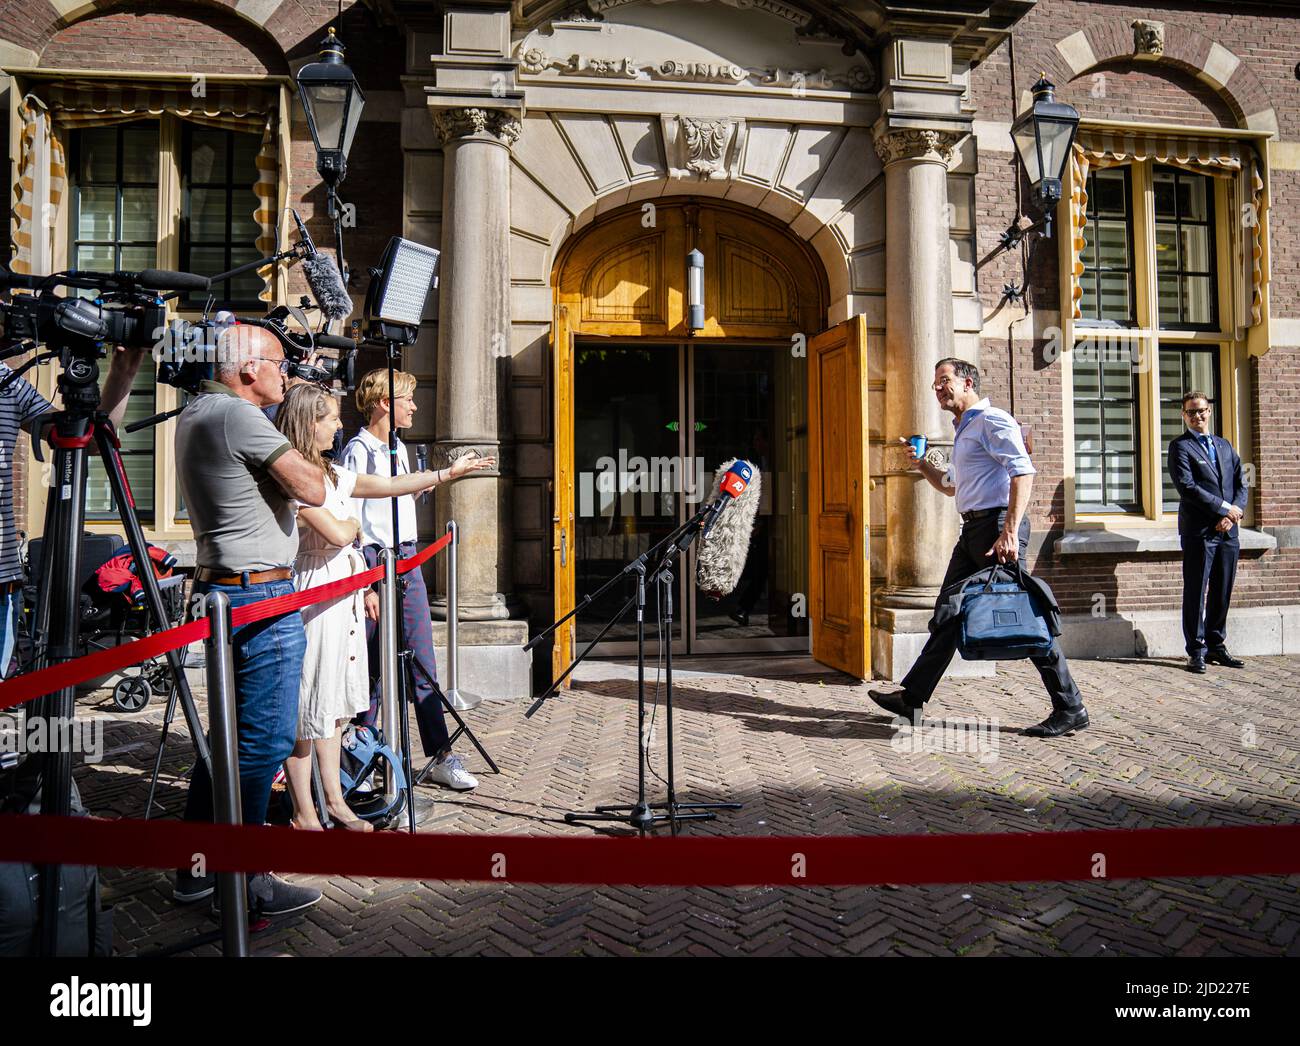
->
<box><xmin>183</xmin><ymin>577</ymin><xmax>306</xmax><ymax>829</ymax></box>
<box><xmin>0</xmin><ymin>587</ymin><xmax>18</xmax><ymax>680</ymax></box>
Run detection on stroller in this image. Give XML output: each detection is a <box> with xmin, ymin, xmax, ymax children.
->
<box><xmin>21</xmin><ymin>532</ymin><xmax>188</xmax><ymax>712</ymax></box>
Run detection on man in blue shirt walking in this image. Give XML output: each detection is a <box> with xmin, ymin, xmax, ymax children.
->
<box><xmin>868</xmin><ymin>358</ymin><xmax>1089</xmax><ymax>738</ymax></box>
<box><xmin>1167</xmin><ymin>391</ymin><xmax>1248</xmax><ymax>673</ymax></box>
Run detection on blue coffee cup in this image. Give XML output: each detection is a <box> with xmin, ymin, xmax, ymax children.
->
<box><xmin>908</xmin><ymin>434</ymin><xmax>927</xmax><ymax>460</ymax></box>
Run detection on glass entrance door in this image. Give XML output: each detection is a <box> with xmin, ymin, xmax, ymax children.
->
<box><xmin>690</xmin><ymin>344</ymin><xmax>808</xmax><ymax>651</ymax></box>
<box><xmin>573</xmin><ymin>341</ymin><xmax>808</xmax><ymax>655</ymax></box>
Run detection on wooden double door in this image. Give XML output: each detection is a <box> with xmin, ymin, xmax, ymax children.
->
<box><xmin>551</xmin><ymin>200</ymin><xmax>870</xmax><ymax>681</ymax></box>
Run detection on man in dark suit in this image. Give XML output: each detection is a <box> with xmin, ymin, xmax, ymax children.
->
<box><xmin>1168</xmin><ymin>391</ymin><xmax>1249</xmax><ymax>674</ymax></box>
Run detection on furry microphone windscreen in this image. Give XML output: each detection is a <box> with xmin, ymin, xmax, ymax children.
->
<box><xmin>303</xmin><ymin>251</ymin><xmax>353</xmax><ymax>322</ymax></box>
<box><xmin>695</xmin><ymin>458</ymin><xmax>761</xmax><ymax>597</ymax></box>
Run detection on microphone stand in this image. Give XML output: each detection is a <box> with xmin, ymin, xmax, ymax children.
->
<box><xmin>527</xmin><ymin>500</ymin><xmax>741</xmax><ymax>835</ymax></box>
<box><xmin>382</xmin><ymin>338</ymin><xmax>418</xmax><ymax>835</ymax></box>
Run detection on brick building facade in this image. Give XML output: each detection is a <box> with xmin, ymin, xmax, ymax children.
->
<box><xmin>3</xmin><ymin>0</ymin><xmax>1297</xmax><ymax>698</ymax></box>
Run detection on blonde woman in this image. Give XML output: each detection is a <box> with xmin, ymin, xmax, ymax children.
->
<box><xmin>274</xmin><ymin>384</ymin><xmax>491</xmax><ymax>830</ymax></box>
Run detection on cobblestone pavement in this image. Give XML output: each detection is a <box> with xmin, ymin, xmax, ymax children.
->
<box><xmin>53</xmin><ymin>653</ymin><xmax>1300</xmax><ymax>956</ymax></box>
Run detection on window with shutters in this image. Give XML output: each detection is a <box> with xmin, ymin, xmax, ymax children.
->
<box><xmin>1066</xmin><ymin>156</ymin><xmax>1238</xmax><ymax>522</ymax></box>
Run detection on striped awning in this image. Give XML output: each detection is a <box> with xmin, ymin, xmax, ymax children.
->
<box><xmin>11</xmin><ymin>80</ymin><xmax>279</xmax><ymax>301</ymax></box>
<box><xmin>1075</xmin><ymin>129</ymin><xmax>1250</xmax><ymax>171</ymax></box>
<box><xmin>1068</xmin><ymin>129</ymin><xmax>1268</xmax><ymax>331</ymax></box>
<box><xmin>36</xmin><ymin>79</ymin><xmax>275</xmax><ymax>120</ymax></box>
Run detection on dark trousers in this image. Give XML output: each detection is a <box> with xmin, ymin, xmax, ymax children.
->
<box><xmin>901</xmin><ymin>512</ymin><xmax>1083</xmax><ymax>714</ymax></box>
<box><xmin>1181</xmin><ymin>534</ymin><xmax>1239</xmax><ymax>656</ymax></box>
<box><xmin>357</xmin><ymin>542</ymin><xmax>451</xmax><ymax>758</ymax></box>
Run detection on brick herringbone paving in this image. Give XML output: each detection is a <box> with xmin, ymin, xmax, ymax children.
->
<box><xmin>52</xmin><ymin>654</ymin><xmax>1300</xmax><ymax>956</ymax></box>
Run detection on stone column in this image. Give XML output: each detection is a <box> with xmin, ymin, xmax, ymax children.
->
<box><xmin>430</xmin><ymin>106</ymin><xmax>522</xmax><ymax>621</ymax></box>
<box><xmin>875</xmin><ymin>128</ymin><xmax>964</xmax><ymax>611</ymax></box>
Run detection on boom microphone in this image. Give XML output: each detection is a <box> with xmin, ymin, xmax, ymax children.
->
<box><xmin>292</xmin><ymin>208</ymin><xmax>352</xmax><ymax>323</ymax></box>
<box><xmin>121</xmin><ymin>268</ymin><xmax>210</xmax><ymax>292</ymax></box>
<box><xmin>314</xmin><ymin>332</ymin><xmax>356</xmax><ymax>352</ymax></box>
<box><xmin>695</xmin><ymin>458</ymin><xmax>761</xmax><ymax>597</ymax></box>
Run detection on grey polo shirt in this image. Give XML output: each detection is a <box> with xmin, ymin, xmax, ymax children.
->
<box><xmin>175</xmin><ymin>380</ymin><xmax>298</xmax><ymax>572</ymax></box>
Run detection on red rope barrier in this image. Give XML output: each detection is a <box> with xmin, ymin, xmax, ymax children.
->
<box><xmin>397</xmin><ymin>531</ymin><xmax>452</xmax><ymax>574</ymax></box>
<box><xmin>0</xmin><ymin>537</ymin><xmax>453</xmax><ymax>710</ymax></box>
<box><xmin>0</xmin><ymin>814</ymin><xmax>1296</xmax><ymax>887</ymax></box>
<box><xmin>0</xmin><ymin>619</ymin><xmax>210</xmax><ymax>713</ymax></box>
<box><xmin>230</xmin><ymin>563</ymin><xmax>383</xmax><ymax>627</ymax></box>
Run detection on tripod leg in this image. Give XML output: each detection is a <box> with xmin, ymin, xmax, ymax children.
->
<box><xmin>398</xmin><ymin>656</ymin><xmax>416</xmax><ymax>834</ymax></box>
<box><xmin>143</xmin><ymin>684</ymin><xmax>179</xmax><ymax>819</ymax></box>
<box><xmin>96</xmin><ymin>427</ymin><xmax>213</xmax><ymax>782</ymax></box>
<box><xmin>36</xmin><ymin>438</ymin><xmax>88</xmax><ymax>957</ymax></box>
<box><xmin>661</xmin><ymin>570</ymin><xmax>678</xmax><ymax>837</ymax></box>
<box><xmin>142</xmin><ymin>643</ymin><xmax>193</xmax><ymax>818</ymax></box>
<box><xmin>439</xmin><ymin>697</ymin><xmax>499</xmax><ymax>775</ymax></box>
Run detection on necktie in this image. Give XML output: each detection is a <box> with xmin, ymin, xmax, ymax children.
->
<box><xmin>1200</xmin><ymin>435</ymin><xmax>1217</xmax><ymax>467</ymax></box>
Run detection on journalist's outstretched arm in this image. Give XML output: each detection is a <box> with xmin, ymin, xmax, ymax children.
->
<box><xmin>269</xmin><ymin>449</ymin><xmax>326</xmax><ymax>507</ymax></box>
<box><xmin>350</xmin><ymin>452</ymin><xmax>494</xmax><ymax>498</ymax></box>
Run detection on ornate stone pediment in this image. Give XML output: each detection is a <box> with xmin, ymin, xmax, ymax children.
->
<box><xmin>760</xmin><ymin>68</ymin><xmax>833</xmax><ymax>90</ymax></box>
<box><xmin>658</xmin><ymin>59</ymin><xmax>747</xmax><ymax>84</ymax></box>
<box><xmin>516</xmin><ymin>41</ymin><xmax>875</xmax><ymax>92</ymax></box>
<box><xmin>564</xmin><ymin>53</ymin><xmax>641</xmax><ymax>77</ymax></box>
<box><xmin>661</xmin><ymin>114</ymin><xmax>747</xmax><ymax>180</ymax></box>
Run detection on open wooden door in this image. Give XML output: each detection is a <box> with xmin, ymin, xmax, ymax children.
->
<box><xmin>807</xmin><ymin>315</ymin><xmax>870</xmax><ymax>679</ymax></box>
<box><xmin>552</xmin><ymin>305</ymin><xmax>576</xmax><ymax>686</ymax></box>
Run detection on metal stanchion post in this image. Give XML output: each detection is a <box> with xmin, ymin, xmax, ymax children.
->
<box><xmin>378</xmin><ymin>546</ymin><xmax>401</xmax><ymax>808</ymax></box>
<box><xmin>444</xmin><ymin>520</ymin><xmax>481</xmax><ymax>711</ymax></box>
<box><xmin>414</xmin><ymin>520</ymin><xmax>499</xmax><ymax>786</ymax></box>
<box><xmin>204</xmin><ymin>591</ymin><xmax>249</xmax><ymax>957</ymax></box>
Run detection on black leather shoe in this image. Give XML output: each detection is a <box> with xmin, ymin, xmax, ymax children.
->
<box><xmin>1205</xmin><ymin>649</ymin><xmax>1245</xmax><ymax>668</ymax></box>
<box><xmin>1023</xmin><ymin>707</ymin><xmax>1089</xmax><ymax>738</ymax></box>
<box><xmin>867</xmin><ymin>689</ymin><xmax>920</xmax><ymax>720</ymax></box>
<box><xmin>1186</xmin><ymin>655</ymin><xmax>1207</xmax><ymax>674</ymax></box>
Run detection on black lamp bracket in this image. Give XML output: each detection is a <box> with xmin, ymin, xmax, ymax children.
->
<box><xmin>998</xmin><ymin>210</ymin><xmax>1053</xmax><ymax>254</ymax></box>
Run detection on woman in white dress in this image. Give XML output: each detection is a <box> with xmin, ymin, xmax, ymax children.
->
<box><xmin>274</xmin><ymin>384</ymin><xmax>492</xmax><ymax>831</ymax></box>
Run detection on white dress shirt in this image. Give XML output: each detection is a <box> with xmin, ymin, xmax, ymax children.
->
<box><xmin>340</xmin><ymin>426</ymin><xmax>420</xmax><ymax>546</ymax></box>
<box><xmin>944</xmin><ymin>398</ymin><xmax>1037</xmax><ymax>515</ymax></box>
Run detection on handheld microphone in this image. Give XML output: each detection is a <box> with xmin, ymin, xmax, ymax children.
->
<box><xmin>291</xmin><ymin>208</ymin><xmax>352</xmax><ymax>323</ymax></box>
<box><xmin>695</xmin><ymin>458</ymin><xmax>761</xmax><ymax>597</ymax></box>
<box><xmin>416</xmin><ymin>445</ymin><xmax>430</xmax><ymax>502</ymax></box>
<box><xmin>292</xmin><ymin>208</ymin><xmax>316</xmax><ymax>257</ymax></box>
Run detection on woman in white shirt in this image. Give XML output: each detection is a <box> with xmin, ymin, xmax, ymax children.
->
<box><xmin>274</xmin><ymin>384</ymin><xmax>490</xmax><ymax>829</ymax></box>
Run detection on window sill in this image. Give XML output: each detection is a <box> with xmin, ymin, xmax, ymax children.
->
<box><xmin>1057</xmin><ymin>527</ymin><xmax>1277</xmax><ymax>555</ymax></box>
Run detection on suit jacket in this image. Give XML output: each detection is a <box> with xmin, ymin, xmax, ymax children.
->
<box><xmin>1168</xmin><ymin>430</ymin><xmax>1247</xmax><ymax>541</ymax></box>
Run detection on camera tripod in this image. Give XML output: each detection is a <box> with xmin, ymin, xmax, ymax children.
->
<box><xmin>13</xmin><ymin>350</ymin><xmax>212</xmax><ymax>956</ymax></box>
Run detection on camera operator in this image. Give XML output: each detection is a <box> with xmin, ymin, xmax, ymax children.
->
<box><xmin>172</xmin><ymin>323</ymin><xmax>327</xmax><ymax>917</ymax></box>
<box><xmin>0</xmin><ymin>344</ymin><xmax>146</xmax><ymax>678</ymax></box>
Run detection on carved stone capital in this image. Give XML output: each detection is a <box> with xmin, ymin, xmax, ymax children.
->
<box><xmin>433</xmin><ymin>107</ymin><xmax>522</xmax><ymax>148</ymax></box>
<box><xmin>872</xmin><ymin>128</ymin><xmax>963</xmax><ymax>167</ymax></box>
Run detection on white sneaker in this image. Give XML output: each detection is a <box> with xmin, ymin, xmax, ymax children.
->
<box><xmin>426</xmin><ymin>753</ymin><xmax>478</xmax><ymax>791</ymax></box>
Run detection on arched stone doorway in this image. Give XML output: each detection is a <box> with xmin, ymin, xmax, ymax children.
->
<box><xmin>550</xmin><ymin>197</ymin><xmax>870</xmax><ymax>681</ymax></box>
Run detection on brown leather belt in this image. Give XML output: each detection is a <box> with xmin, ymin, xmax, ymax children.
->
<box><xmin>194</xmin><ymin>566</ymin><xmax>292</xmax><ymax>586</ymax></box>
